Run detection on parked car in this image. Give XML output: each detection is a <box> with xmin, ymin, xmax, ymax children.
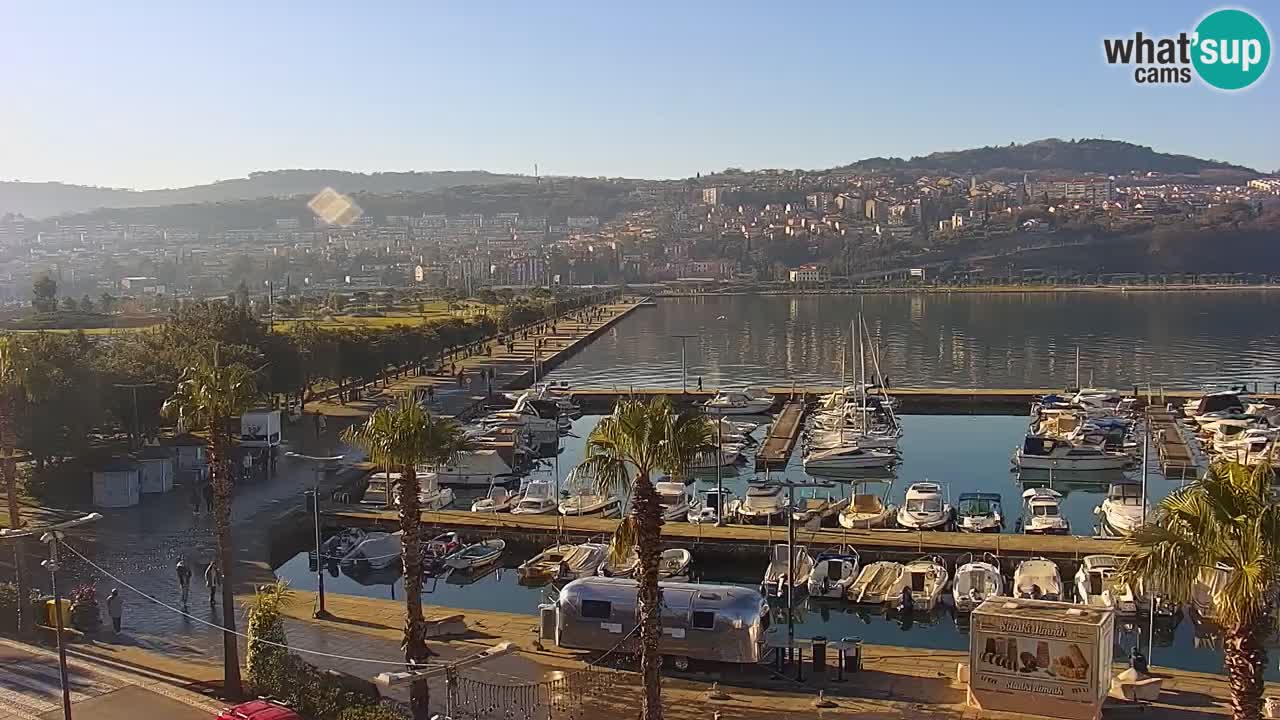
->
<box><xmin>216</xmin><ymin>700</ymin><xmax>303</xmax><ymax>720</ymax></box>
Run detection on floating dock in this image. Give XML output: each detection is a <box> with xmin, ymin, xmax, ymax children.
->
<box><xmin>1147</xmin><ymin>408</ymin><xmax>1201</xmax><ymax>481</ymax></box>
<box><xmin>756</xmin><ymin>400</ymin><xmax>807</xmax><ymax>469</ymax></box>
<box><xmin>324</xmin><ymin>507</ymin><xmax>1129</xmax><ymax>564</ymax></box>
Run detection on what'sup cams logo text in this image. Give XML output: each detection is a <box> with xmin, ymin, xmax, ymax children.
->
<box><xmin>1103</xmin><ymin>8</ymin><xmax>1270</xmax><ymax>90</ymax></box>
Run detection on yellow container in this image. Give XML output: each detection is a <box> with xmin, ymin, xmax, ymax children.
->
<box><xmin>45</xmin><ymin>598</ymin><xmax>72</xmax><ymax>627</ymax></box>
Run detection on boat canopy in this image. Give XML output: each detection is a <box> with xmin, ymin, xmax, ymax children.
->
<box><xmin>957</xmin><ymin>493</ymin><xmax>1002</xmax><ymax>514</ymax></box>
<box><xmin>1022</xmin><ymin>435</ymin><xmax>1063</xmax><ymax>456</ymax></box>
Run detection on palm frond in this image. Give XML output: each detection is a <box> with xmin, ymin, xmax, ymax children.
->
<box><xmin>608</xmin><ymin>516</ymin><xmax>639</xmax><ymax>566</ymax></box>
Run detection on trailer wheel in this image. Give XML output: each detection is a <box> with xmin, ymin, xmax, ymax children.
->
<box><xmin>666</xmin><ymin>655</ymin><xmax>690</xmax><ymax>671</ymax></box>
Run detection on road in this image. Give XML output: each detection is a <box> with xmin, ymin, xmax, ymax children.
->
<box><xmin>0</xmin><ymin>639</ymin><xmax>222</xmax><ymax>720</ymax></box>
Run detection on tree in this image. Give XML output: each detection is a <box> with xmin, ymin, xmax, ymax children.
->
<box><xmin>0</xmin><ymin>339</ymin><xmax>33</xmax><ymax>637</ymax></box>
<box><xmin>235</xmin><ymin>280</ymin><xmax>251</xmax><ymax>309</ymax></box>
<box><xmin>32</xmin><ymin>274</ymin><xmax>57</xmax><ymax>313</ymax></box>
<box><xmin>576</xmin><ymin>397</ymin><xmax>714</xmax><ymax>720</ymax></box>
<box><xmin>342</xmin><ymin>398</ymin><xmax>470</xmax><ymax>720</ymax></box>
<box><xmin>161</xmin><ymin>355</ymin><xmax>258</xmax><ymax>698</ymax></box>
<box><xmin>245</xmin><ymin>579</ymin><xmax>292</xmax><ymax>692</ymax></box>
<box><xmin>99</xmin><ymin>293</ymin><xmax>116</xmax><ymax>315</ymax></box>
<box><xmin>1121</xmin><ymin>460</ymin><xmax>1279</xmax><ymax>720</ymax></box>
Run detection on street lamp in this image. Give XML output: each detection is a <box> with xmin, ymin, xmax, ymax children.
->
<box><xmin>287</xmin><ymin>452</ymin><xmax>344</xmax><ymax>618</ymax></box>
<box><xmin>671</xmin><ymin>334</ymin><xmax>698</xmax><ymax>394</ymax></box>
<box><xmin>1</xmin><ymin>513</ymin><xmax>102</xmax><ymax>720</ymax></box>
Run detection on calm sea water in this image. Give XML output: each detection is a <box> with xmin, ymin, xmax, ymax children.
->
<box><xmin>545</xmin><ymin>292</ymin><xmax>1280</xmax><ymax>390</ymax></box>
<box><xmin>276</xmin><ymin>414</ymin><xmax>1259</xmax><ymax>678</ymax></box>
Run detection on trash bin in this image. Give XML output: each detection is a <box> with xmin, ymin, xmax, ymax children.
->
<box><xmin>841</xmin><ymin>636</ymin><xmax>863</xmax><ymax>672</ymax></box>
<box><xmin>45</xmin><ymin>598</ymin><xmax>71</xmax><ymax>627</ymax></box>
<box><xmin>813</xmin><ymin>636</ymin><xmax>827</xmax><ymax>673</ymax></box>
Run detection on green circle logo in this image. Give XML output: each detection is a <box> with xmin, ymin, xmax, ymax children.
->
<box><xmin>1192</xmin><ymin>9</ymin><xmax>1270</xmax><ymax>90</ymax></box>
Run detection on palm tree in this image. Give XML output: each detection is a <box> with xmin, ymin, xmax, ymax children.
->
<box><xmin>1120</xmin><ymin>460</ymin><xmax>1279</xmax><ymax>720</ymax></box>
<box><xmin>576</xmin><ymin>397</ymin><xmax>714</xmax><ymax>720</ymax></box>
<box><xmin>161</xmin><ymin>355</ymin><xmax>258</xmax><ymax>698</ymax></box>
<box><xmin>0</xmin><ymin>338</ymin><xmax>32</xmax><ymax>637</ymax></box>
<box><xmin>342</xmin><ymin>397</ymin><xmax>469</xmax><ymax>720</ymax></box>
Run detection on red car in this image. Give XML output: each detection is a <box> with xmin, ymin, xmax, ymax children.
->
<box><xmin>216</xmin><ymin>700</ymin><xmax>303</xmax><ymax>720</ymax></box>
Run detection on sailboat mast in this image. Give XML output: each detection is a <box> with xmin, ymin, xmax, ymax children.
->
<box><xmin>857</xmin><ymin>313</ymin><xmax>867</xmax><ymax>431</ymax></box>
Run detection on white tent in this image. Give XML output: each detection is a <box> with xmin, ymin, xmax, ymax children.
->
<box><xmin>93</xmin><ymin>462</ymin><xmax>141</xmax><ymax>508</ymax></box>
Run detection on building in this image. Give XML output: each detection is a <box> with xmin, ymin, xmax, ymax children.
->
<box><xmin>567</xmin><ymin>216</ymin><xmax>600</xmax><ymax>230</ymax></box>
<box><xmin>702</xmin><ymin>187</ymin><xmax>723</xmax><ymax>206</ymax></box>
<box><xmin>788</xmin><ymin>263</ymin><xmax>828</xmax><ymax>284</ymax></box>
<box><xmin>1028</xmin><ymin>177</ymin><xmax>1115</xmax><ymax>203</ymax></box>
<box><xmin>275</xmin><ymin>218</ymin><xmax>301</xmax><ymax>230</ymax></box>
<box><xmin>806</xmin><ymin>192</ymin><xmax>834</xmax><ymax>212</ymax></box>
<box><xmin>1248</xmin><ymin>178</ymin><xmax>1280</xmax><ymax>194</ymax></box>
<box><xmin>865</xmin><ymin>198</ymin><xmax>889</xmax><ymax>221</ymax></box>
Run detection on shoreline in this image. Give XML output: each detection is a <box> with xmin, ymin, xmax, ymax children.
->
<box><xmin>655</xmin><ymin>283</ymin><xmax>1280</xmax><ymax>296</ymax></box>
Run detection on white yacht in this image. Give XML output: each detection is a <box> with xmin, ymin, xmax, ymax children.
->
<box><xmin>704</xmin><ymin>389</ymin><xmax>775</xmax><ymax>416</ymax></box>
<box><xmin>1191</xmin><ymin>562</ymin><xmax>1234</xmax><ymax>624</ymax></box>
<box><xmin>482</xmin><ymin>395</ymin><xmax>560</xmax><ymax>446</ymax></box>
<box><xmin>953</xmin><ymin>553</ymin><xmax>1003</xmax><ymax>612</ymax></box>
<box><xmin>688</xmin><ymin>487</ymin><xmax>733</xmax><ymax>524</ymax></box>
<box><xmin>655</xmin><ymin>481</ymin><xmax>692</xmax><ymax>522</ymax></box>
<box><xmin>803</xmin><ymin>445</ymin><xmax>898</xmax><ymax>474</ymax></box>
<box><xmin>1074</xmin><ymin>555</ymin><xmax>1137</xmax><ymax>615</ymax></box>
<box><xmin>418</xmin><ymin>449</ymin><xmax>516</xmax><ymax>488</ymax></box>
<box><xmin>688</xmin><ymin>445</ymin><xmax>743</xmax><ymax>471</ymax></box>
<box><xmin>1020</xmin><ymin>487</ymin><xmax>1069</xmax><ymax>535</ymax></box>
<box><xmin>559</xmin><ymin>491</ymin><xmax>621</xmax><ymax>518</ymax></box>
<box><xmin>511</xmin><ymin>479</ymin><xmax>559</xmax><ymax>515</ymax></box>
<box><xmin>807</xmin><ymin>425</ymin><xmax>902</xmax><ymax>451</ymax></box>
<box><xmin>729</xmin><ymin>484</ymin><xmax>791</xmax><ymax>525</ymax></box>
<box><xmin>761</xmin><ymin>544</ymin><xmax>813</xmax><ymax>599</ymax></box>
<box><xmin>891</xmin><ymin>556</ymin><xmax>949</xmax><ymax>612</ymax></box>
<box><xmin>896</xmin><ymin>482</ymin><xmax>953</xmax><ymax>531</ymax></box>
<box><xmin>340</xmin><ymin>531</ymin><xmax>402</xmax><ymax>570</ymax></box>
<box><xmin>471</xmin><ymin>485</ymin><xmax>520</xmax><ymax>513</ymax></box>
<box><xmin>1095</xmin><ymin>482</ymin><xmax>1147</xmax><ymax>537</ymax></box>
<box><xmin>848</xmin><ymin>561</ymin><xmax>905</xmax><ymax>605</ymax></box>
<box><xmin>1183</xmin><ymin>390</ymin><xmax>1246</xmax><ymax>421</ymax></box>
<box><xmin>361</xmin><ymin>471</ymin><xmax>454</xmax><ymax>510</ymax></box>
<box><xmin>807</xmin><ymin>549</ymin><xmax>860</xmax><ymax>599</ymax></box>
<box><xmin>1013</xmin><ymin>435</ymin><xmax>1133</xmax><ymax>471</ymax></box>
<box><xmin>1013</xmin><ymin>557</ymin><xmax>1063</xmax><ymax>601</ymax></box>
<box><xmin>955</xmin><ymin>492</ymin><xmax>1003</xmax><ymax>533</ymax></box>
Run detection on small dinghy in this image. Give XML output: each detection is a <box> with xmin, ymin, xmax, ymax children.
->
<box><xmin>953</xmin><ymin>552</ymin><xmax>1003</xmax><ymax>612</ymax></box>
<box><xmin>848</xmin><ymin>561</ymin><xmax>904</xmax><ymax>605</ymax></box>
<box><xmin>893</xmin><ymin>555</ymin><xmax>949</xmax><ymax>612</ymax></box>
<box><xmin>807</xmin><ymin>549</ymin><xmax>861</xmax><ymax>599</ymax></box>
<box><xmin>1013</xmin><ymin>557</ymin><xmax>1063</xmax><ymax>601</ymax></box>
<box><xmin>445</xmin><ymin>539</ymin><xmax>506</xmax><ymax>571</ymax></box>
<box><xmin>761</xmin><ymin>544</ymin><xmax>813</xmax><ymax>599</ymax></box>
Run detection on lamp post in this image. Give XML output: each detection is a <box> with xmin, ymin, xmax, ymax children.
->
<box><xmin>0</xmin><ymin>513</ymin><xmax>102</xmax><ymax>720</ymax></box>
<box><xmin>671</xmin><ymin>334</ymin><xmax>698</xmax><ymax>394</ymax></box>
<box><xmin>287</xmin><ymin>452</ymin><xmax>344</xmax><ymax>618</ymax></box>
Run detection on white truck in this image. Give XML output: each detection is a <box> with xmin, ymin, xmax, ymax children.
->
<box><xmin>240</xmin><ymin>408</ymin><xmax>282</xmax><ymax>448</ymax></box>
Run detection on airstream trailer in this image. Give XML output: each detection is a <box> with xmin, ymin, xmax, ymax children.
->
<box><xmin>540</xmin><ymin>577</ymin><xmax>769</xmax><ymax>669</ymax></box>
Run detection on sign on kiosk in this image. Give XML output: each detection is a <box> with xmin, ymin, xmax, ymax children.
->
<box><xmin>969</xmin><ymin>598</ymin><xmax>1114</xmax><ymax>720</ymax></box>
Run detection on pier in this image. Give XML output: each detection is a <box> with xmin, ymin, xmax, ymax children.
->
<box><xmin>323</xmin><ymin>507</ymin><xmax>1130</xmax><ymax>565</ymax></box>
<box><xmin>755</xmin><ymin>400</ymin><xmax>806</xmax><ymax>469</ymax></box>
<box><xmin>1147</xmin><ymin>408</ymin><xmax>1201</xmax><ymax>481</ymax></box>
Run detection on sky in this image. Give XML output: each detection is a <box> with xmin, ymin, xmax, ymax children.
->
<box><xmin>1</xmin><ymin>0</ymin><xmax>1277</xmax><ymax>189</ymax></box>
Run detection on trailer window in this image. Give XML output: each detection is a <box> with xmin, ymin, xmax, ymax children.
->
<box><xmin>691</xmin><ymin>611</ymin><xmax>716</xmax><ymax>630</ymax></box>
<box><xmin>581</xmin><ymin>600</ymin><xmax>611</xmax><ymax>619</ymax></box>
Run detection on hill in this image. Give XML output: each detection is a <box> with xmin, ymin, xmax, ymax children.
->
<box><xmin>0</xmin><ymin>169</ymin><xmax>532</xmax><ymax>219</ymax></box>
<box><xmin>843</xmin><ymin>138</ymin><xmax>1258</xmax><ymax>179</ymax></box>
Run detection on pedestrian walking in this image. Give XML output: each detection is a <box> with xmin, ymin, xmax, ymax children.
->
<box><xmin>205</xmin><ymin>561</ymin><xmax>221</xmax><ymax>606</ymax></box>
<box><xmin>202</xmin><ymin>482</ymin><xmax>215</xmax><ymax>513</ymax></box>
<box><xmin>176</xmin><ymin>559</ymin><xmax>192</xmax><ymax>605</ymax></box>
<box><xmin>318</xmin><ymin>414</ymin><xmax>328</xmax><ymax>435</ymax></box>
<box><xmin>107</xmin><ymin>589</ymin><xmax>123</xmax><ymax>633</ymax></box>
<box><xmin>426</xmin><ymin>385</ymin><xmax>436</xmax><ymax>404</ymax></box>
<box><xmin>697</xmin><ymin>376</ymin><xmax>703</xmax><ymax>391</ymax></box>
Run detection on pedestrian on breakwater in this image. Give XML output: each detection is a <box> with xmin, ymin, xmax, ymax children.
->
<box><xmin>698</xmin><ymin>377</ymin><xmax>703</xmax><ymax>391</ymax></box>
<box><xmin>176</xmin><ymin>559</ymin><xmax>192</xmax><ymax>606</ymax></box>
<box><xmin>107</xmin><ymin>589</ymin><xmax>123</xmax><ymax>634</ymax></box>
<box><xmin>205</xmin><ymin>561</ymin><xmax>221</xmax><ymax>606</ymax></box>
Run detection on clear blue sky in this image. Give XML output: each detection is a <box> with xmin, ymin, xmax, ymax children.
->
<box><xmin>2</xmin><ymin>0</ymin><xmax>1276</xmax><ymax>189</ymax></box>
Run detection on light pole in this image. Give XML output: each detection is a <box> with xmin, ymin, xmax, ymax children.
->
<box><xmin>671</xmin><ymin>334</ymin><xmax>698</xmax><ymax>394</ymax></box>
<box><xmin>0</xmin><ymin>513</ymin><xmax>101</xmax><ymax>720</ymax></box>
<box><xmin>287</xmin><ymin>452</ymin><xmax>344</xmax><ymax>618</ymax></box>
<box><xmin>113</xmin><ymin>382</ymin><xmax>156</xmax><ymax>450</ymax></box>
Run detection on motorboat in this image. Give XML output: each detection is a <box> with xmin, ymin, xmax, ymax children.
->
<box><xmin>511</xmin><ymin>479</ymin><xmax>559</xmax><ymax>515</ymax></box>
<box><xmin>807</xmin><ymin>425</ymin><xmax>902</xmax><ymax>451</ymax></box>
<box><xmin>418</xmin><ymin>480</ymin><xmax>456</xmax><ymax>511</ymax></box>
<box><xmin>1013</xmin><ymin>557</ymin><xmax>1063</xmax><ymax>601</ymax></box>
<box><xmin>953</xmin><ymin>553</ymin><xmax>1003</xmax><ymax>613</ymax></box>
<box><xmin>803</xmin><ymin>445</ymin><xmax>898</xmax><ymax>474</ymax></box>
<box><xmin>955</xmin><ymin>492</ymin><xmax>1003</xmax><ymax>533</ymax></box>
<box><xmin>360</xmin><ymin>472</ymin><xmax>396</xmax><ymax>507</ymax></box>
<box><xmin>422</xmin><ymin>532</ymin><xmax>463</xmax><ymax>574</ymax></box>
<box><xmin>688</xmin><ymin>487</ymin><xmax>732</xmax><ymax>524</ymax></box>
<box><xmin>1020</xmin><ymin>487</ymin><xmax>1069</xmax><ymax>535</ymax></box>
<box><xmin>482</xmin><ymin>395</ymin><xmax>560</xmax><ymax>447</ymax></box>
<box><xmin>704</xmin><ymin>389</ymin><xmax>775</xmax><ymax>415</ymax></box>
<box><xmin>655</xmin><ymin>481</ymin><xmax>692</xmax><ymax>521</ymax></box>
<box><xmin>896</xmin><ymin>482</ymin><xmax>953</xmax><ymax>531</ymax></box>
<box><xmin>729</xmin><ymin>484</ymin><xmax>791</xmax><ymax>525</ymax></box>
<box><xmin>316</xmin><ymin>528</ymin><xmax>367</xmax><ymax>565</ymax></box>
<box><xmin>1191</xmin><ymin>562</ymin><xmax>1234</xmax><ymax>624</ymax></box>
<box><xmin>517</xmin><ymin>542</ymin><xmax>608</xmax><ymax>585</ymax></box>
<box><xmin>848</xmin><ymin>561</ymin><xmax>905</xmax><ymax>605</ymax></box>
<box><xmin>1013</xmin><ymin>435</ymin><xmax>1134</xmax><ymax>471</ymax></box>
<box><xmin>892</xmin><ymin>556</ymin><xmax>948</xmax><ymax>612</ymax></box>
<box><xmin>760</xmin><ymin>544</ymin><xmax>813</xmax><ymax>599</ymax></box>
<box><xmin>445</xmin><ymin>539</ymin><xmax>505</xmax><ymax>571</ymax></box>
<box><xmin>599</xmin><ymin>548</ymin><xmax>693</xmax><ymax>580</ymax></box>
<box><xmin>1182</xmin><ymin>390</ymin><xmax>1246</xmax><ymax>420</ymax></box>
<box><xmin>838</xmin><ymin>481</ymin><xmax>896</xmax><ymax>529</ymax></box>
<box><xmin>688</xmin><ymin>445</ymin><xmax>744</xmax><ymax>471</ymax></box>
<box><xmin>807</xmin><ymin>549</ymin><xmax>861</xmax><ymax>599</ymax></box>
<box><xmin>599</xmin><ymin>549</ymin><xmax>639</xmax><ymax>578</ymax></box>
<box><xmin>471</xmin><ymin>485</ymin><xmax>520</xmax><ymax>513</ymax></box>
<box><xmin>419</xmin><ymin>449</ymin><xmax>518</xmax><ymax>488</ymax></box>
<box><xmin>1074</xmin><ymin>554</ymin><xmax>1137</xmax><ymax>615</ymax></box>
<box><xmin>559</xmin><ymin>492</ymin><xmax>621</xmax><ymax>518</ymax></box>
<box><xmin>1095</xmin><ymin>482</ymin><xmax>1147</xmax><ymax>537</ymax></box>
<box><xmin>362</xmin><ymin>471</ymin><xmax>455</xmax><ymax>510</ymax></box>
<box><xmin>340</xmin><ymin>531</ymin><xmax>402</xmax><ymax>570</ymax></box>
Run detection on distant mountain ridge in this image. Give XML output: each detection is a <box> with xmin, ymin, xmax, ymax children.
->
<box><xmin>843</xmin><ymin>138</ymin><xmax>1258</xmax><ymax>178</ymax></box>
<box><xmin>0</xmin><ymin>169</ymin><xmax>532</xmax><ymax>219</ymax></box>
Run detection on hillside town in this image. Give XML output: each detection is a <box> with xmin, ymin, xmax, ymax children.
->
<box><xmin>1</xmin><ymin>165</ymin><xmax>1278</xmax><ymax>309</ymax></box>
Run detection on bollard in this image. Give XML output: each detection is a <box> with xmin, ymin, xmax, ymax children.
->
<box><xmin>842</xmin><ymin>636</ymin><xmax>863</xmax><ymax>672</ymax></box>
<box><xmin>813</xmin><ymin>636</ymin><xmax>827</xmax><ymax>673</ymax></box>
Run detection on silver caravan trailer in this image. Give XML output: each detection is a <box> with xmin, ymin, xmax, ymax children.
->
<box><xmin>540</xmin><ymin>577</ymin><xmax>770</xmax><ymax>669</ymax></box>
